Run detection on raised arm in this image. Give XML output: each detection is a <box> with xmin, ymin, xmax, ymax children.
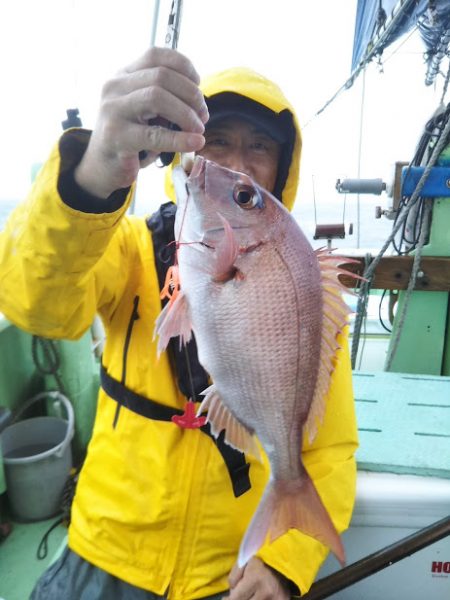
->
<box><xmin>0</xmin><ymin>48</ymin><xmax>208</xmax><ymax>339</ymax></box>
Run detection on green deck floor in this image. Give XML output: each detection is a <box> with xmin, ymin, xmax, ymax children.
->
<box><xmin>0</xmin><ymin>517</ymin><xmax>66</xmax><ymax>600</ymax></box>
<box><xmin>353</xmin><ymin>370</ymin><xmax>450</xmax><ymax>478</ymax></box>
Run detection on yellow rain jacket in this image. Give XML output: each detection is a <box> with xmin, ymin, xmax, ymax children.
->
<box><xmin>0</xmin><ymin>67</ymin><xmax>358</xmax><ymax>598</ymax></box>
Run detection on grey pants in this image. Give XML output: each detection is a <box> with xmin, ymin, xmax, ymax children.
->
<box><xmin>30</xmin><ymin>547</ymin><xmax>227</xmax><ymax>600</ymax></box>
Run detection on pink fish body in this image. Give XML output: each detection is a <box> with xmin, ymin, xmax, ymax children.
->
<box><xmin>156</xmin><ymin>156</ymin><xmax>355</xmax><ymax>567</ymax></box>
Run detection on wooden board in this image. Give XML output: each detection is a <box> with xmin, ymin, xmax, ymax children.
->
<box><xmin>338</xmin><ymin>255</ymin><xmax>450</xmax><ymax>291</ymax></box>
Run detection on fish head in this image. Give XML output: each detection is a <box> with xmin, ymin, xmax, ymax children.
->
<box><xmin>173</xmin><ymin>155</ymin><xmax>289</xmax><ymax>250</ymax></box>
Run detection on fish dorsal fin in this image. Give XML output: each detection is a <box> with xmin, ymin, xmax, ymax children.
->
<box><xmin>198</xmin><ymin>384</ymin><xmax>261</xmax><ymax>460</ymax></box>
<box><xmin>304</xmin><ymin>250</ymin><xmax>359</xmax><ymax>443</ymax></box>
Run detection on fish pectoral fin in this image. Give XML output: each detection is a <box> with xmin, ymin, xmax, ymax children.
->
<box><xmin>198</xmin><ymin>385</ymin><xmax>261</xmax><ymax>460</ymax></box>
<box><xmin>211</xmin><ymin>215</ymin><xmax>242</xmax><ymax>283</ymax></box>
<box><xmin>153</xmin><ymin>291</ymin><xmax>192</xmax><ymax>357</ymax></box>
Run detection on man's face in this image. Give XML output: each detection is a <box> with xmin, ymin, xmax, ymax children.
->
<box><xmin>198</xmin><ymin>117</ymin><xmax>281</xmax><ymax>193</ymax></box>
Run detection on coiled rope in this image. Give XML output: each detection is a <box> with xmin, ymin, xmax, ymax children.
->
<box><xmin>31</xmin><ymin>336</ymin><xmax>66</xmax><ymax>395</ymax></box>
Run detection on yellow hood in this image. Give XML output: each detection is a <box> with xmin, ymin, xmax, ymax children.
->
<box><xmin>165</xmin><ymin>66</ymin><xmax>302</xmax><ymax>212</ymax></box>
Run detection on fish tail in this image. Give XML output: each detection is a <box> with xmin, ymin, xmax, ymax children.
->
<box><xmin>238</xmin><ymin>473</ymin><xmax>345</xmax><ymax>568</ymax></box>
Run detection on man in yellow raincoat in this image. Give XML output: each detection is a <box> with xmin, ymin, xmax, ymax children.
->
<box><xmin>0</xmin><ymin>48</ymin><xmax>358</xmax><ymax>599</ymax></box>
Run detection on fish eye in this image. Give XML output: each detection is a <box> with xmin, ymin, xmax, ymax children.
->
<box><xmin>232</xmin><ymin>184</ymin><xmax>262</xmax><ymax>210</ymax></box>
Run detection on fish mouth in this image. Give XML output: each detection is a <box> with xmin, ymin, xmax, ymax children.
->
<box><xmin>186</xmin><ymin>155</ymin><xmax>206</xmax><ymax>181</ymax></box>
<box><xmin>180</xmin><ymin>152</ymin><xmax>196</xmax><ymax>175</ymax></box>
<box><xmin>185</xmin><ymin>156</ymin><xmax>263</xmax><ymax>253</ymax></box>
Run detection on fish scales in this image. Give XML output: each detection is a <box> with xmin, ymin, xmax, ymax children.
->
<box><xmin>191</xmin><ymin>229</ymin><xmax>322</xmax><ymax>478</ymax></box>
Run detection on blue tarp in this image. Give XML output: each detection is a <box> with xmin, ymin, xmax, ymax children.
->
<box><xmin>351</xmin><ymin>0</ymin><xmax>450</xmax><ymax>72</ymax></box>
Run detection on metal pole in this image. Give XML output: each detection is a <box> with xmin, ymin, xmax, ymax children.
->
<box><xmin>129</xmin><ymin>0</ymin><xmax>162</xmax><ymax>216</ymax></box>
<box><xmin>150</xmin><ymin>0</ymin><xmax>161</xmax><ymax>47</ymax></box>
<box><xmin>301</xmin><ymin>516</ymin><xmax>450</xmax><ymax>600</ymax></box>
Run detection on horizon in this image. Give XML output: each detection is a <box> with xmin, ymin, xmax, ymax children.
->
<box><xmin>0</xmin><ymin>0</ymin><xmax>445</xmax><ymax>249</ymax></box>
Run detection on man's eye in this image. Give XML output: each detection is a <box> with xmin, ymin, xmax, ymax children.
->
<box><xmin>205</xmin><ymin>137</ymin><xmax>228</xmax><ymax>147</ymax></box>
<box><xmin>250</xmin><ymin>139</ymin><xmax>280</xmax><ymax>157</ymax></box>
<box><xmin>252</xmin><ymin>142</ymin><xmax>268</xmax><ymax>150</ymax></box>
<box><xmin>251</xmin><ymin>137</ymin><xmax>276</xmax><ymax>150</ymax></box>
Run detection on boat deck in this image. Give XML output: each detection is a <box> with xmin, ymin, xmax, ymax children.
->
<box><xmin>0</xmin><ymin>515</ymin><xmax>66</xmax><ymax>600</ymax></box>
<box><xmin>354</xmin><ymin>370</ymin><xmax>450</xmax><ymax>479</ymax></box>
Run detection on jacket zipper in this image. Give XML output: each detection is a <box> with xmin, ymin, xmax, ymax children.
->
<box><xmin>113</xmin><ymin>295</ymin><xmax>140</xmax><ymax>427</ymax></box>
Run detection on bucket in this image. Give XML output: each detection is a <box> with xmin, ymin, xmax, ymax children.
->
<box><xmin>0</xmin><ymin>391</ymin><xmax>74</xmax><ymax>522</ymax></box>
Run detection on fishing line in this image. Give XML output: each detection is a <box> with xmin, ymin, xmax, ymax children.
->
<box><xmin>353</xmin><ymin>253</ymin><xmax>372</xmax><ymax>370</ymax></box>
<box><xmin>302</xmin><ymin>27</ymin><xmax>418</xmax><ymax>130</ymax></box>
<box><xmin>355</xmin><ymin>67</ymin><xmax>366</xmax><ymax>249</ymax></box>
<box><xmin>160</xmin><ymin>179</ymin><xmax>192</xmax><ymax>304</ymax></box>
<box><xmin>342</xmin><ymin>191</ymin><xmax>347</xmax><ymax>224</ymax></box>
<box><xmin>175</xmin><ymin>181</ymin><xmax>191</xmax><ymax>249</ymax></box>
<box><xmin>183</xmin><ymin>343</ymin><xmax>198</xmax><ymax>403</ymax></box>
<box><xmin>164</xmin><ymin>177</ymin><xmax>200</xmax><ymax>405</ymax></box>
<box><xmin>357</xmin><ymin>308</ymin><xmax>368</xmax><ymax>371</ymax></box>
<box><xmin>312</xmin><ymin>175</ymin><xmax>318</xmax><ymax>230</ymax></box>
<box><xmin>355</xmin><ymin>309</ymin><xmax>367</xmax><ymax>372</ymax></box>
<box><xmin>380</xmin><ymin>26</ymin><xmax>418</xmax><ymax>66</ymax></box>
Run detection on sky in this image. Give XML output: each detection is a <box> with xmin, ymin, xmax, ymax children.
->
<box><xmin>0</xmin><ymin>0</ymin><xmax>447</xmax><ymax>248</ymax></box>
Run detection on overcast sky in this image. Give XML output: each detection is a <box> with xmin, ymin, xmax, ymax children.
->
<box><xmin>0</xmin><ymin>0</ymin><xmax>446</xmax><ymax>247</ymax></box>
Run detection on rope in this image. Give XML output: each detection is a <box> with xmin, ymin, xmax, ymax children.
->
<box><xmin>351</xmin><ymin>253</ymin><xmax>373</xmax><ymax>368</ymax></box>
<box><xmin>351</xmin><ymin>105</ymin><xmax>450</xmax><ymax>367</ymax></box>
<box><xmin>440</xmin><ymin>58</ymin><xmax>450</xmax><ymax>106</ymax></box>
<box><xmin>36</xmin><ymin>518</ymin><xmax>63</xmax><ymax>560</ymax></box>
<box><xmin>385</xmin><ymin>198</ymin><xmax>433</xmax><ymax>369</ymax></box>
<box><xmin>425</xmin><ymin>26</ymin><xmax>450</xmax><ymax>86</ymax></box>
<box><xmin>36</xmin><ymin>467</ymin><xmax>80</xmax><ymax>560</ymax></box>
<box><xmin>31</xmin><ymin>336</ymin><xmax>66</xmax><ymax>395</ymax></box>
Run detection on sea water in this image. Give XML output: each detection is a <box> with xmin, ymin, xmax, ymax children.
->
<box><xmin>0</xmin><ymin>194</ymin><xmax>395</xmax><ymax>250</ymax></box>
<box><xmin>0</xmin><ymin>201</ymin><xmax>17</xmax><ymax>231</ymax></box>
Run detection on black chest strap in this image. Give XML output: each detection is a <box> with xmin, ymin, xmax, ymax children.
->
<box><xmin>101</xmin><ymin>364</ymin><xmax>251</xmax><ymax>498</ymax></box>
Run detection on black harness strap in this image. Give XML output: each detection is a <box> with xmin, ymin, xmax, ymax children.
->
<box><xmin>101</xmin><ymin>365</ymin><xmax>251</xmax><ymax>498</ymax></box>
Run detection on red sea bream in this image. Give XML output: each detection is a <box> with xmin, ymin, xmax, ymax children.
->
<box><xmin>155</xmin><ymin>155</ymin><xmax>357</xmax><ymax>567</ymax></box>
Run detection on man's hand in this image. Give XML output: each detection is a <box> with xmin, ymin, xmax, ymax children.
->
<box><xmin>224</xmin><ymin>557</ymin><xmax>291</xmax><ymax>599</ymax></box>
<box><xmin>75</xmin><ymin>47</ymin><xmax>208</xmax><ymax>199</ymax></box>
